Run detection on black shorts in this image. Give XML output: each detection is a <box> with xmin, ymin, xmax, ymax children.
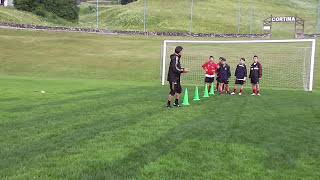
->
<box><xmin>251</xmin><ymin>78</ymin><xmax>259</xmax><ymax>84</ymax></box>
<box><xmin>169</xmin><ymin>81</ymin><xmax>182</xmax><ymax>95</ymax></box>
<box><xmin>218</xmin><ymin>78</ymin><xmax>229</xmax><ymax>85</ymax></box>
<box><xmin>235</xmin><ymin>80</ymin><xmax>245</xmax><ymax>85</ymax></box>
<box><xmin>204</xmin><ymin>77</ymin><xmax>214</xmax><ymax>84</ymax></box>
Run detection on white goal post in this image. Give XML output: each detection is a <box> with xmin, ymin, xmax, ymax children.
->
<box><xmin>161</xmin><ymin>39</ymin><xmax>316</xmax><ymax>91</ymax></box>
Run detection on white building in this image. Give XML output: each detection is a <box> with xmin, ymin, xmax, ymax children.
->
<box><xmin>1</xmin><ymin>0</ymin><xmax>13</xmax><ymax>6</ymax></box>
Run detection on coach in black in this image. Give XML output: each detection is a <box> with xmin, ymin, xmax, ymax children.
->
<box><xmin>166</xmin><ymin>46</ymin><xmax>189</xmax><ymax>108</ymax></box>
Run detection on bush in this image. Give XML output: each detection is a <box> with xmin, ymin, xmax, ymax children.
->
<box><xmin>44</xmin><ymin>0</ymin><xmax>79</xmax><ymax>22</ymax></box>
<box><xmin>13</xmin><ymin>0</ymin><xmax>38</xmax><ymax>12</ymax></box>
<box><xmin>13</xmin><ymin>0</ymin><xmax>79</xmax><ymax>22</ymax></box>
<box><xmin>121</xmin><ymin>0</ymin><xmax>137</xmax><ymax>5</ymax></box>
<box><xmin>89</xmin><ymin>5</ymin><xmax>95</xmax><ymax>13</ymax></box>
<box><xmin>34</xmin><ymin>5</ymin><xmax>47</xmax><ymax>17</ymax></box>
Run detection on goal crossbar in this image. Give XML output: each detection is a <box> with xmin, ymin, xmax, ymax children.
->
<box><xmin>161</xmin><ymin>39</ymin><xmax>316</xmax><ymax>91</ymax></box>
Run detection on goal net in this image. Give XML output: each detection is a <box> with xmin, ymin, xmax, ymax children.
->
<box><xmin>160</xmin><ymin>39</ymin><xmax>316</xmax><ymax>91</ymax></box>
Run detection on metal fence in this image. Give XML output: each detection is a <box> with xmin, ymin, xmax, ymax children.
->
<box><xmin>93</xmin><ymin>0</ymin><xmax>320</xmax><ymax>34</ymax></box>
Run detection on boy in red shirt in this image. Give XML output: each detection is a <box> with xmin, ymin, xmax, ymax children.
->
<box><xmin>202</xmin><ymin>56</ymin><xmax>217</xmax><ymax>92</ymax></box>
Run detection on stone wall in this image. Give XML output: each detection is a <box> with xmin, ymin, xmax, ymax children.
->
<box><xmin>0</xmin><ymin>22</ymin><xmax>271</xmax><ymax>38</ymax></box>
<box><xmin>295</xmin><ymin>33</ymin><xmax>320</xmax><ymax>38</ymax></box>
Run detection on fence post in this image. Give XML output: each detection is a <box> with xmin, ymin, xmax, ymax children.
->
<box><xmin>190</xmin><ymin>0</ymin><xmax>194</xmax><ymax>33</ymax></box>
<box><xmin>317</xmin><ymin>0</ymin><xmax>320</xmax><ymax>33</ymax></box>
<box><xmin>249</xmin><ymin>0</ymin><xmax>253</xmax><ymax>34</ymax></box>
<box><xmin>143</xmin><ymin>0</ymin><xmax>146</xmax><ymax>32</ymax></box>
<box><xmin>237</xmin><ymin>0</ymin><xmax>241</xmax><ymax>34</ymax></box>
<box><xmin>96</xmin><ymin>0</ymin><xmax>99</xmax><ymax>29</ymax></box>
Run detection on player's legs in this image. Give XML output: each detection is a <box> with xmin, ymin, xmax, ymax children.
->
<box><xmin>224</xmin><ymin>79</ymin><xmax>230</xmax><ymax>94</ymax></box>
<box><xmin>209</xmin><ymin>77</ymin><xmax>214</xmax><ymax>92</ymax></box>
<box><xmin>218</xmin><ymin>78</ymin><xmax>224</xmax><ymax>94</ymax></box>
<box><xmin>204</xmin><ymin>78</ymin><xmax>208</xmax><ymax>92</ymax></box>
<box><xmin>215</xmin><ymin>77</ymin><xmax>219</xmax><ymax>91</ymax></box>
<box><xmin>231</xmin><ymin>84</ymin><xmax>237</xmax><ymax>95</ymax></box>
<box><xmin>256</xmin><ymin>83</ymin><xmax>260</xmax><ymax>95</ymax></box>
<box><xmin>225</xmin><ymin>84</ymin><xmax>230</xmax><ymax>94</ymax></box>
<box><xmin>239</xmin><ymin>84</ymin><xmax>244</xmax><ymax>95</ymax></box>
<box><xmin>251</xmin><ymin>78</ymin><xmax>259</xmax><ymax>95</ymax></box>
<box><xmin>240</xmin><ymin>84</ymin><xmax>244</xmax><ymax>91</ymax></box>
<box><xmin>167</xmin><ymin>82</ymin><xmax>175</xmax><ymax>107</ymax></box>
<box><xmin>176</xmin><ymin>93</ymin><xmax>181</xmax><ymax>100</ymax></box>
<box><xmin>167</xmin><ymin>81</ymin><xmax>181</xmax><ymax>107</ymax></box>
<box><xmin>232</xmin><ymin>80</ymin><xmax>241</xmax><ymax>95</ymax></box>
<box><xmin>251</xmin><ymin>84</ymin><xmax>256</xmax><ymax>95</ymax></box>
<box><xmin>219</xmin><ymin>83</ymin><xmax>224</xmax><ymax>94</ymax></box>
<box><xmin>173</xmin><ymin>82</ymin><xmax>182</xmax><ymax>106</ymax></box>
<box><xmin>205</xmin><ymin>77</ymin><xmax>214</xmax><ymax>92</ymax></box>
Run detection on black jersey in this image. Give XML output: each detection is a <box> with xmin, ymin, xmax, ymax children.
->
<box><xmin>235</xmin><ymin>64</ymin><xmax>247</xmax><ymax>80</ymax></box>
<box><xmin>217</xmin><ymin>64</ymin><xmax>231</xmax><ymax>80</ymax></box>
<box><xmin>249</xmin><ymin>62</ymin><xmax>262</xmax><ymax>79</ymax></box>
<box><xmin>167</xmin><ymin>53</ymin><xmax>184</xmax><ymax>82</ymax></box>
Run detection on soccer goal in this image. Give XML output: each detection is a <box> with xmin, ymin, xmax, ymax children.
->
<box><xmin>160</xmin><ymin>39</ymin><xmax>316</xmax><ymax>91</ymax></box>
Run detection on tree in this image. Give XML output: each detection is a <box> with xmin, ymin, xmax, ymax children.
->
<box><xmin>13</xmin><ymin>0</ymin><xmax>79</xmax><ymax>22</ymax></box>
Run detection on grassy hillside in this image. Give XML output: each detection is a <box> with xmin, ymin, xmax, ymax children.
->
<box><xmin>0</xmin><ymin>7</ymin><xmax>54</xmax><ymax>25</ymax></box>
<box><xmin>0</xmin><ymin>0</ymin><xmax>318</xmax><ymax>37</ymax></box>
<box><xmin>79</xmin><ymin>0</ymin><xmax>318</xmax><ymax>37</ymax></box>
<box><xmin>0</xmin><ymin>28</ymin><xmax>319</xmax><ymax>89</ymax></box>
<box><xmin>0</xmin><ymin>6</ymin><xmax>74</xmax><ymax>26</ymax></box>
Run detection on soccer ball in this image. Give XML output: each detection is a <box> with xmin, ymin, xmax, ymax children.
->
<box><xmin>41</xmin><ymin>90</ymin><xmax>46</xmax><ymax>94</ymax></box>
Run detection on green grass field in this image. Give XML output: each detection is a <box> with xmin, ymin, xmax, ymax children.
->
<box><xmin>1</xmin><ymin>29</ymin><xmax>320</xmax><ymax>179</ymax></box>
